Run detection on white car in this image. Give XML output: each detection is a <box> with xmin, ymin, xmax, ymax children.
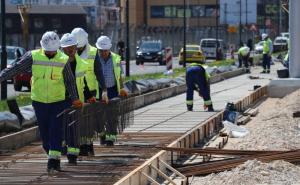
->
<box><xmin>280</xmin><ymin>32</ymin><xmax>289</xmax><ymax>39</ymax></box>
<box><xmin>254</xmin><ymin>41</ymin><xmax>264</xmax><ymax>54</ymax></box>
<box><xmin>273</xmin><ymin>36</ymin><xmax>289</xmax><ymax>52</ymax></box>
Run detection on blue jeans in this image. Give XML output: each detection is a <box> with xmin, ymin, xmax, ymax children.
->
<box><xmin>32</xmin><ymin>100</ymin><xmax>69</xmax><ymax>155</ymax></box>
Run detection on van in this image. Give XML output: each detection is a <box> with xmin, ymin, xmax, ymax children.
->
<box><xmin>200</xmin><ymin>38</ymin><xmax>225</xmax><ymax>60</ymax></box>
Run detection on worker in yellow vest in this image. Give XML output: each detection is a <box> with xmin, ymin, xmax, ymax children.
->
<box><xmin>71</xmin><ymin>28</ymin><xmax>107</xmax><ymax>155</ymax></box>
<box><xmin>60</xmin><ymin>33</ymin><xmax>97</xmax><ymax>164</ymax></box>
<box><xmin>238</xmin><ymin>44</ymin><xmax>251</xmax><ymax>73</ymax></box>
<box><xmin>261</xmin><ymin>33</ymin><xmax>273</xmax><ymax>73</ymax></box>
<box><xmin>95</xmin><ymin>35</ymin><xmax>128</xmax><ymax>146</ymax></box>
<box><xmin>186</xmin><ymin>63</ymin><xmax>214</xmax><ymax>112</ymax></box>
<box><xmin>0</xmin><ymin>31</ymin><xmax>83</xmax><ymax>173</ymax></box>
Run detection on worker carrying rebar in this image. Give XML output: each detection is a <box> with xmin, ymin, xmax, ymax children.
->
<box><xmin>60</xmin><ymin>33</ymin><xmax>98</xmax><ymax>164</ymax></box>
<box><xmin>261</xmin><ymin>33</ymin><xmax>273</xmax><ymax>73</ymax></box>
<box><xmin>186</xmin><ymin>63</ymin><xmax>214</xmax><ymax>112</ymax></box>
<box><xmin>95</xmin><ymin>35</ymin><xmax>128</xmax><ymax>146</ymax></box>
<box><xmin>238</xmin><ymin>43</ymin><xmax>251</xmax><ymax>73</ymax></box>
<box><xmin>0</xmin><ymin>31</ymin><xmax>83</xmax><ymax>173</ymax></box>
<box><xmin>71</xmin><ymin>28</ymin><xmax>107</xmax><ymax>155</ymax></box>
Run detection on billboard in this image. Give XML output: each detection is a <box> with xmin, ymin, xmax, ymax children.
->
<box><xmin>220</xmin><ymin>0</ymin><xmax>257</xmax><ymax>25</ymax></box>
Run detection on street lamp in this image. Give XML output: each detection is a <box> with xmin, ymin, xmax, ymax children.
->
<box><xmin>183</xmin><ymin>0</ymin><xmax>186</xmax><ymax>68</ymax></box>
<box><xmin>125</xmin><ymin>0</ymin><xmax>130</xmax><ymax>77</ymax></box>
<box><xmin>1</xmin><ymin>0</ymin><xmax>7</xmax><ymax>100</ymax></box>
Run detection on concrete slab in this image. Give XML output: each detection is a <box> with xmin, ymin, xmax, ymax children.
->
<box><xmin>268</xmin><ymin>78</ymin><xmax>300</xmax><ymax>98</ymax></box>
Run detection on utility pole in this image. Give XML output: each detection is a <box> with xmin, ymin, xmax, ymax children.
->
<box><xmin>125</xmin><ymin>0</ymin><xmax>130</xmax><ymax>77</ymax></box>
<box><xmin>17</xmin><ymin>4</ymin><xmax>31</xmax><ymax>50</ymax></box>
<box><xmin>215</xmin><ymin>0</ymin><xmax>219</xmax><ymax>60</ymax></box>
<box><xmin>239</xmin><ymin>0</ymin><xmax>242</xmax><ymax>46</ymax></box>
<box><xmin>1</xmin><ymin>0</ymin><xmax>7</xmax><ymax>100</ymax></box>
<box><xmin>183</xmin><ymin>0</ymin><xmax>186</xmax><ymax>68</ymax></box>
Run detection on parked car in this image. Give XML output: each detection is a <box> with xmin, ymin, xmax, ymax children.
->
<box><xmin>254</xmin><ymin>41</ymin><xmax>264</xmax><ymax>54</ymax></box>
<box><xmin>179</xmin><ymin>44</ymin><xmax>205</xmax><ymax>65</ymax></box>
<box><xmin>200</xmin><ymin>38</ymin><xmax>226</xmax><ymax>60</ymax></box>
<box><xmin>280</xmin><ymin>32</ymin><xmax>289</xmax><ymax>39</ymax></box>
<box><xmin>273</xmin><ymin>36</ymin><xmax>288</xmax><ymax>52</ymax></box>
<box><xmin>0</xmin><ymin>46</ymin><xmax>26</xmax><ymax>83</ymax></box>
<box><xmin>136</xmin><ymin>40</ymin><xmax>166</xmax><ymax>65</ymax></box>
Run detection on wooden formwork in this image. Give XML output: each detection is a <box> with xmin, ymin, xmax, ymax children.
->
<box><xmin>115</xmin><ymin>86</ymin><xmax>268</xmax><ymax>185</ymax></box>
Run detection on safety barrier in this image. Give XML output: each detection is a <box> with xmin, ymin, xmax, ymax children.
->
<box><xmin>165</xmin><ymin>47</ymin><xmax>173</xmax><ymax>71</ymax></box>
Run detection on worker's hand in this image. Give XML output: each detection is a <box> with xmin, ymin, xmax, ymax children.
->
<box><xmin>72</xmin><ymin>99</ymin><xmax>83</xmax><ymax>108</ymax></box>
<box><xmin>87</xmin><ymin>96</ymin><xmax>96</xmax><ymax>104</ymax></box>
<box><xmin>102</xmin><ymin>91</ymin><xmax>109</xmax><ymax>104</ymax></box>
<box><xmin>203</xmin><ymin>104</ymin><xmax>208</xmax><ymax>110</ymax></box>
<box><xmin>120</xmin><ymin>88</ymin><xmax>128</xmax><ymax>97</ymax></box>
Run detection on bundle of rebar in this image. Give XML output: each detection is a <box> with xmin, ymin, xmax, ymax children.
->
<box><xmin>60</xmin><ymin>97</ymin><xmax>135</xmax><ymax>146</ymax></box>
<box><xmin>159</xmin><ymin>147</ymin><xmax>300</xmax><ymax>177</ymax></box>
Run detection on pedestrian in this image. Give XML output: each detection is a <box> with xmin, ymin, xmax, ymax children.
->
<box><xmin>95</xmin><ymin>35</ymin><xmax>128</xmax><ymax>146</ymax></box>
<box><xmin>60</xmin><ymin>33</ymin><xmax>97</xmax><ymax>164</ymax></box>
<box><xmin>0</xmin><ymin>31</ymin><xmax>83</xmax><ymax>172</ymax></box>
<box><xmin>71</xmin><ymin>28</ymin><xmax>107</xmax><ymax>155</ymax></box>
<box><xmin>261</xmin><ymin>33</ymin><xmax>273</xmax><ymax>73</ymax></box>
<box><xmin>186</xmin><ymin>63</ymin><xmax>214</xmax><ymax>112</ymax></box>
<box><xmin>238</xmin><ymin>44</ymin><xmax>251</xmax><ymax>73</ymax></box>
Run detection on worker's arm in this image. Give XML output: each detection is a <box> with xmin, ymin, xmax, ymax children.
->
<box><xmin>0</xmin><ymin>51</ymin><xmax>33</xmax><ymax>82</ymax></box>
<box><xmin>94</xmin><ymin>54</ymin><xmax>107</xmax><ymax>91</ymax></box>
<box><xmin>83</xmin><ymin>77</ymin><xmax>93</xmax><ymax>100</ymax></box>
<box><xmin>63</xmin><ymin>61</ymin><xmax>79</xmax><ymax>101</ymax></box>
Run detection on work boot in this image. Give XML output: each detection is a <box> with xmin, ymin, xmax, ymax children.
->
<box><xmin>87</xmin><ymin>144</ymin><xmax>95</xmax><ymax>156</ymax></box>
<box><xmin>106</xmin><ymin>140</ymin><xmax>114</xmax><ymax>146</ymax></box>
<box><xmin>260</xmin><ymin>70</ymin><xmax>266</xmax><ymax>74</ymax></box>
<box><xmin>207</xmin><ymin>105</ymin><xmax>214</xmax><ymax>112</ymax></box>
<box><xmin>100</xmin><ymin>135</ymin><xmax>106</xmax><ymax>145</ymax></box>
<box><xmin>266</xmin><ymin>69</ymin><xmax>270</xmax><ymax>73</ymax></box>
<box><xmin>47</xmin><ymin>159</ymin><xmax>61</xmax><ymax>173</ymax></box>
<box><xmin>245</xmin><ymin>68</ymin><xmax>251</xmax><ymax>73</ymax></box>
<box><xmin>79</xmin><ymin>145</ymin><xmax>88</xmax><ymax>156</ymax></box>
<box><xmin>67</xmin><ymin>154</ymin><xmax>77</xmax><ymax>165</ymax></box>
<box><xmin>187</xmin><ymin>105</ymin><xmax>193</xmax><ymax>111</ymax></box>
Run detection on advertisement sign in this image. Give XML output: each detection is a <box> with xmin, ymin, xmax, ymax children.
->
<box><xmin>220</xmin><ymin>0</ymin><xmax>257</xmax><ymax>25</ymax></box>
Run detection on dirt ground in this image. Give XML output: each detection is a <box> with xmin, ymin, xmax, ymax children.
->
<box><xmin>191</xmin><ymin>89</ymin><xmax>300</xmax><ymax>185</ymax></box>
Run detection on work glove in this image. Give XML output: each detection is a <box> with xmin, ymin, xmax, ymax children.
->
<box><xmin>87</xmin><ymin>96</ymin><xmax>96</xmax><ymax>103</ymax></box>
<box><xmin>120</xmin><ymin>88</ymin><xmax>128</xmax><ymax>97</ymax></box>
<box><xmin>72</xmin><ymin>99</ymin><xmax>83</xmax><ymax>108</ymax></box>
<box><xmin>102</xmin><ymin>91</ymin><xmax>109</xmax><ymax>104</ymax></box>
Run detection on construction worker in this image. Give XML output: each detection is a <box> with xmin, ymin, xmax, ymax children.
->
<box><xmin>71</xmin><ymin>28</ymin><xmax>107</xmax><ymax>155</ymax></box>
<box><xmin>0</xmin><ymin>31</ymin><xmax>83</xmax><ymax>172</ymax></box>
<box><xmin>186</xmin><ymin>63</ymin><xmax>214</xmax><ymax>112</ymax></box>
<box><xmin>261</xmin><ymin>33</ymin><xmax>273</xmax><ymax>73</ymax></box>
<box><xmin>95</xmin><ymin>35</ymin><xmax>128</xmax><ymax>146</ymax></box>
<box><xmin>238</xmin><ymin>44</ymin><xmax>251</xmax><ymax>73</ymax></box>
<box><xmin>60</xmin><ymin>33</ymin><xmax>97</xmax><ymax>164</ymax></box>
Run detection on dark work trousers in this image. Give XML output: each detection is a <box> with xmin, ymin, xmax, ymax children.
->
<box><xmin>64</xmin><ymin>100</ymin><xmax>79</xmax><ymax>152</ymax></box>
<box><xmin>241</xmin><ymin>53</ymin><xmax>250</xmax><ymax>69</ymax></box>
<box><xmin>32</xmin><ymin>100</ymin><xmax>69</xmax><ymax>155</ymax></box>
<box><xmin>99</xmin><ymin>85</ymin><xmax>119</xmax><ymax>135</ymax></box>
<box><xmin>263</xmin><ymin>54</ymin><xmax>271</xmax><ymax>71</ymax></box>
<box><xmin>186</xmin><ymin>66</ymin><xmax>211</xmax><ymax>106</ymax></box>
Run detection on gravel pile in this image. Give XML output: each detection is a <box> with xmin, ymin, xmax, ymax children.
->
<box><xmin>192</xmin><ymin>89</ymin><xmax>300</xmax><ymax>185</ymax></box>
<box><xmin>192</xmin><ymin>160</ymin><xmax>300</xmax><ymax>185</ymax></box>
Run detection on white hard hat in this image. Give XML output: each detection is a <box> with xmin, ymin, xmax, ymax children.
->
<box><xmin>60</xmin><ymin>33</ymin><xmax>78</xmax><ymax>48</ymax></box>
<box><xmin>71</xmin><ymin>27</ymin><xmax>88</xmax><ymax>48</ymax></box>
<box><xmin>40</xmin><ymin>31</ymin><xmax>60</xmax><ymax>51</ymax></box>
<box><xmin>262</xmin><ymin>33</ymin><xmax>268</xmax><ymax>40</ymax></box>
<box><xmin>95</xmin><ymin>36</ymin><xmax>112</xmax><ymax>50</ymax></box>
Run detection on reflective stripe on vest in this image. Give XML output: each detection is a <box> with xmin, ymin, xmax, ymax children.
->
<box><xmin>189</xmin><ymin>63</ymin><xmax>210</xmax><ymax>80</ymax></box>
<box><xmin>186</xmin><ymin>100</ymin><xmax>193</xmax><ymax>105</ymax></box>
<box><xmin>48</xmin><ymin>150</ymin><xmax>61</xmax><ymax>159</ymax></box>
<box><xmin>75</xmin><ymin>54</ymin><xmax>88</xmax><ymax>102</ymax></box>
<box><xmin>67</xmin><ymin>147</ymin><xmax>80</xmax><ymax>156</ymax></box>
<box><xmin>85</xmin><ymin>46</ymin><xmax>98</xmax><ymax>91</ymax></box>
<box><xmin>31</xmin><ymin>49</ymin><xmax>68</xmax><ymax>103</ymax></box>
<box><xmin>111</xmin><ymin>52</ymin><xmax>122</xmax><ymax>93</ymax></box>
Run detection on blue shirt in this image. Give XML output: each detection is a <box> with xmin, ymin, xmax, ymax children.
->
<box><xmin>99</xmin><ymin>55</ymin><xmax>116</xmax><ymax>88</ymax></box>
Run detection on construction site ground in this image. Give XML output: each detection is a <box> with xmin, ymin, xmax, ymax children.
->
<box><xmin>0</xmin><ymin>63</ymin><xmax>283</xmax><ymax>185</ymax></box>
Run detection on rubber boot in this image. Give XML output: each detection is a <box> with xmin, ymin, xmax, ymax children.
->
<box><xmin>67</xmin><ymin>154</ymin><xmax>77</xmax><ymax>165</ymax></box>
<box><xmin>47</xmin><ymin>159</ymin><xmax>61</xmax><ymax>173</ymax></box>
<box><xmin>187</xmin><ymin>105</ymin><xmax>193</xmax><ymax>111</ymax></box>
<box><xmin>207</xmin><ymin>105</ymin><xmax>214</xmax><ymax>112</ymax></box>
<box><xmin>79</xmin><ymin>145</ymin><xmax>88</xmax><ymax>156</ymax></box>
